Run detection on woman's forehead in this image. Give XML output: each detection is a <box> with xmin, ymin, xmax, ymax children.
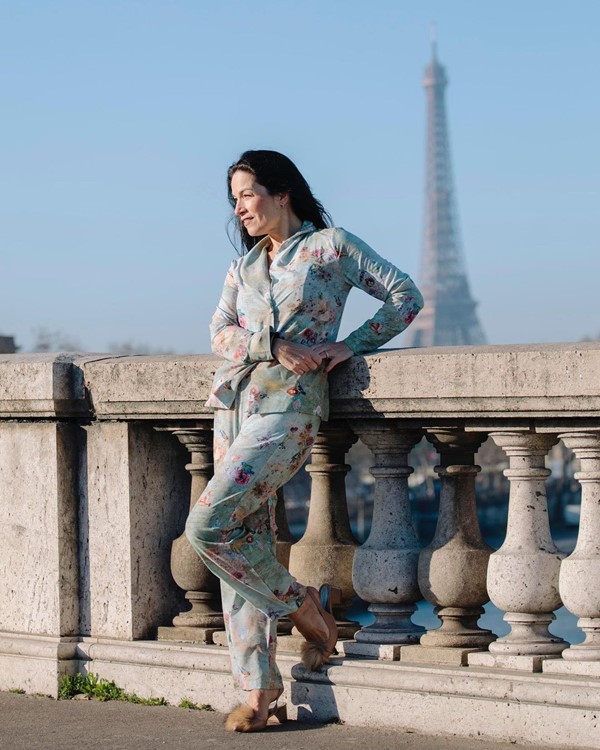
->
<box><xmin>231</xmin><ymin>170</ymin><xmax>256</xmax><ymax>190</ymax></box>
<box><xmin>231</xmin><ymin>170</ymin><xmax>271</xmax><ymax>197</ymax></box>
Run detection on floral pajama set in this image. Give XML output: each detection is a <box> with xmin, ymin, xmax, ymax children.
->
<box><xmin>185</xmin><ymin>221</ymin><xmax>423</xmax><ymax>690</ymax></box>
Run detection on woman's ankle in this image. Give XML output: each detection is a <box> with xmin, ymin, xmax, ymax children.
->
<box><xmin>289</xmin><ymin>588</ymin><xmax>328</xmax><ymax>640</ymax></box>
<box><xmin>246</xmin><ymin>687</ymin><xmax>281</xmax><ymax>712</ymax></box>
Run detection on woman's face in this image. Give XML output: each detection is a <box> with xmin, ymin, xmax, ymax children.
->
<box><xmin>230</xmin><ymin>169</ymin><xmax>284</xmax><ymax>238</ymax></box>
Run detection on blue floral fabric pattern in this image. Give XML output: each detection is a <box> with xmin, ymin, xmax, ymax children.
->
<box><xmin>205</xmin><ymin>222</ymin><xmax>423</xmax><ymax>420</ymax></box>
<box><xmin>186</xmin><ymin>376</ymin><xmax>320</xmax><ymax>690</ymax></box>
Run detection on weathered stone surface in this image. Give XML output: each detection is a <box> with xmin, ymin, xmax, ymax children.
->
<box><xmin>343</xmin><ymin>641</ymin><xmax>402</xmax><ymax>660</ymax></box>
<box><xmin>401</xmin><ymin>644</ymin><xmax>483</xmax><ymax>666</ymax></box>
<box><xmin>161</xmin><ymin>425</ymin><xmax>223</xmax><ymax>630</ymax></box>
<box><xmin>156</xmin><ymin>625</ymin><xmax>218</xmax><ymax>644</ymax></box>
<box><xmin>83</xmin><ymin>422</ymin><xmax>189</xmax><ymax>639</ymax></box>
<box><xmin>80</xmin><ymin>354</ymin><xmax>220</xmax><ymax>418</ymax></box>
<box><xmin>0</xmin><ymin>353</ymin><xmax>100</xmax><ymax>417</ymax></box>
<box><xmin>67</xmin><ymin>638</ymin><xmax>600</xmax><ymax>748</ymax></box>
<box><xmin>288</xmin><ymin>422</ymin><xmax>358</xmax><ymax>607</ymax></box>
<box><xmin>557</xmin><ymin>432</ymin><xmax>600</xmax><ymax>663</ymax></box>
<box><xmin>0</xmin><ymin>422</ymin><xmax>81</xmax><ymax>635</ymax></box>
<box><xmin>485</xmin><ymin>433</ymin><xmax>567</xmax><ymax>659</ymax></box>
<box><xmin>468</xmin><ymin>651</ymin><xmax>562</xmax><ymax>672</ymax></box>
<box><xmin>330</xmin><ymin>342</ymin><xmax>600</xmax><ymax>418</ymax></box>
<box><xmin>0</xmin><ymin>633</ymin><xmax>79</xmax><ymax>697</ymax></box>
<box><xmin>351</xmin><ymin>424</ymin><xmax>424</xmax><ymax>644</ymax></box>
<box><xmin>1</xmin><ymin>344</ymin><xmax>600</xmax><ymax>747</ymax></box>
<box><xmin>4</xmin><ymin>343</ymin><xmax>582</xmax><ymax>420</ymax></box>
<box><xmin>544</xmin><ymin>659</ymin><xmax>600</xmax><ymax>677</ymax></box>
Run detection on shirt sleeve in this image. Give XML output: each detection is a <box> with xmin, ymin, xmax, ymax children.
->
<box><xmin>209</xmin><ymin>261</ymin><xmax>274</xmax><ymax>363</ymax></box>
<box><xmin>336</xmin><ymin>228</ymin><xmax>424</xmax><ymax>355</ymax></box>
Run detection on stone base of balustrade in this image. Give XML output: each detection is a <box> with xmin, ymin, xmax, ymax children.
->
<box><xmin>468</xmin><ymin>651</ymin><xmax>564</xmax><ymax>672</ymax></box>
<box><xmin>273</xmin><ymin>634</ymin><xmax>304</xmax><ymax>654</ymax></box>
<box><xmin>267</xmin><ymin>634</ymin><xmax>351</xmax><ymax>657</ymax></box>
<box><xmin>401</xmin><ymin>645</ymin><xmax>484</xmax><ymax>667</ymax></box>
<box><xmin>156</xmin><ymin>626</ymin><xmax>221</xmax><ymax>644</ymax></box>
<box><xmin>0</xmin><ymin>632</ymin><xmax>81</xmax><ymax>698</ymax></box>
<box><xmin>342</xmin><ymin>641</ymin><xmax>403</xmax><ymax>660</ymax></box>
<box><xmin>543</xmin><ymin>659</ymin><xmax>600</xmax><ymax>677</ymax></box>
<box><xmin>212</xmin><ymin>630</ymin><xmax>351</xmax><ymax>655</ymax></box>
<box><xmin>212</xmin><ymin>630</ymin><xmax>229</xmax><ymax>648</ymax></box>
<box><xmin>3</xmin><ymin>633</ymin><xmax>600</xmax><ymax>747</ymax></box>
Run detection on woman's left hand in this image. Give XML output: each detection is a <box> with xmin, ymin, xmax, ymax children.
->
<box><xmin>311</xmin><ymin>341</ymin><xmax>354</xmax><ymax>373</ymax></box>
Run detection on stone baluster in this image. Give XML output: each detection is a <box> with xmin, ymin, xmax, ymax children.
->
<box><xmin>287</xmin><ymin>420</ymin><xmax>358</xmax><ymax>637</ymax></box>
<box><xmin>274</xmin><ymin>487</ymin><xmax>294</xmax><ymax>635</ymax></box>
<box><xmin>544</xmin><ymin>431</ymin><xmax>600</xmax><ymax>675</ymax></box>
<box><xmin>469</xmin><ymin>432</ymin><xmax>566</xmax><ymax>671</ymax></box>
<box><xmin>404</xmin><ymin>429</ymin><xmax>495</xmax><ymax>665</ymax></box>
<box><xmin>274</xmin><ymin>487</ymin><xmax>293</xmax><ymax>569</ymax></box>
<box><xmin>346</xmin><ymin>422</ymin><xmax>425</xmax><ymax>658</ymax></box>
<box><xmin>156</xmin><ymin>423</ymin><xmax>224</xmax><ymax>642</ymax></box>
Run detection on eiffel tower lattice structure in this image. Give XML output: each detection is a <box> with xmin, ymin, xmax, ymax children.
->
<box><xmin>404</xmin><ymin>41</ymin><xmax>487</xmax><ymax>348</ymax></box>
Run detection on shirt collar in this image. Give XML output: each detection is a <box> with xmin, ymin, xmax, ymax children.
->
<box><xmin>250</xmin><ymin>220</ymin><xmax>316</xmax><ymax>257</ymax></box>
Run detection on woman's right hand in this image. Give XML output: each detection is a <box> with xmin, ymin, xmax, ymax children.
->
<box><xmin>272</xmin><ymin>339</ymin><xmax>323</xmax><ymax>375</ymax></box>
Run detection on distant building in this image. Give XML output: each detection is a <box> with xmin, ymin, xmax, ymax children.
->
<box><xmin>0</xmin><ymin>335</ymin><xmax>18</xmax><ymax>353</ymax></box>
<box><xmin>404</xmin><ymin>40</ymin><xmax>486</xmax><ymax>348</ymax></box>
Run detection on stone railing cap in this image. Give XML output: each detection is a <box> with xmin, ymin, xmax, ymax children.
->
<box><xmin>81</xmin><ymin>353</ymin><xmax>220</xmax><ymax>419</ymax></box>
<box><xmin>0</xmin><ymin>353</ymin><xmax>113</xmax><ymax>418</ymax></box>
<box><xmin>2</xmin><ymin>343</ymin><xmax>598</xmax><ymax>422</ymax></box>
<box><xmin>329</xmin><ymin>342</ymin><xmax>600</xmax><ymax>419</ymax></box>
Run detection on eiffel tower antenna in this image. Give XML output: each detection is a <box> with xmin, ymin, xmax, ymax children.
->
<box><xmin>404</xmin><ymin>33</ymin><xmax>487</xmax><ymax>347</ymax></box>
<box><xmin>430</xmin><ymin>21</ymin><xmax>437</xmax><ymax>58</ymax></box>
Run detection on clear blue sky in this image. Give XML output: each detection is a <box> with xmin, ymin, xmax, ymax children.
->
<box><xmin>1</xmin><ymin>0</ymin><xmax>599</xmax><ymax>353</ymax></box>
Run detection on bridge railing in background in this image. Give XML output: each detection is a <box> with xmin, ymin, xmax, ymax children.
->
<box><xmin>1</xmin><ymin>344</ymin><xmax>599</xmax><ymax>747</ymax></box>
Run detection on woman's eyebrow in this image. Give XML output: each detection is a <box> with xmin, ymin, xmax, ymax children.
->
<box><xmin>232</xmin><ymin>188</ymin><xmax>253</xmax><ymax>199</ymax></box>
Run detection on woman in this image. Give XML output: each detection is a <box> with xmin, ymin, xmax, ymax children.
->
<box><xmin>186</xmin><ymin>150</ymin><xmax>423</xmax><ymax>732</ymax></box>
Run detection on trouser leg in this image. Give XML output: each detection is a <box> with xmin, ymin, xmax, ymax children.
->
<box><xmin>209</xmin><ymin>408</ymin><xmax>282</xmax><ymax>689</ymax></box>
<box><xmin>186</xmin><ymin>408</ymin><xmax>320</xmax><ymax>689</ymax></box>
<box><xmin>219</xmin><ymin>506</ymin><xmax>281</xmax><ymax>690</ymax></box>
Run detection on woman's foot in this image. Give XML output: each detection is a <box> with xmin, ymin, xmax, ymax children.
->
<box><xmin>288</xmin><ymin>586</ymin><xmax>338</xmax><ymax>671</ymax></box>
<box><xmin>224</xmin><ymin>688</ymin><xmax>286</xmax><ymax>732</ymax></box>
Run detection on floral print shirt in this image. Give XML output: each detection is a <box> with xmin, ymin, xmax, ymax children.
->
<box><xmin>205</xmin><ymin>222</ymin><xmax>423</xmax><ymax>420</ymax></box>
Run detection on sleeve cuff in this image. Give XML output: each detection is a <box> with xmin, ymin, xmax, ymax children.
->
<box><xmin>248</xmin><ymin>326</ymin><xmax>275</xmax><ymax>361</ymax></box>
<box><xmin>342</xmin><ymin>334</ymin><xmax>364</xmax><ymax>356</ymax></box>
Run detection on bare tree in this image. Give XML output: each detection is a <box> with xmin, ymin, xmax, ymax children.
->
<box><xmin>31</xmin><ymin>327</ymin><xmax>83</xmax><ymax>352</ymax></box>
<box><xmin>106</xmin><ymin>341</ymin><xmax>175</xmax><ymax>355</ymax></box>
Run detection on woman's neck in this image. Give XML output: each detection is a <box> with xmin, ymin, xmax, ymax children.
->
<box><xmin>267</xmin><ymin>215</ymin><xmax>303</xmax><ymax>255</ymax></box>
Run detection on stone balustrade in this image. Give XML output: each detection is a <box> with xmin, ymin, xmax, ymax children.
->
<box><xmin>1</xmin><ymin>344</ymin><xmax>600</xmax><ymax>748</ymax></box>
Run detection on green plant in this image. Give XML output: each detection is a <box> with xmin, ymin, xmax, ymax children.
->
<box><xmin>125</xmin><ymin>693</ymin><xmax>168</xmax><ymax>706</ymax></box>
<box><xmin>178</xmin><ymin>698</ymin><xmax>214</xmax><ymax>711</ymax></box>
<box><xmin>58</xmin><ymin>673</ymin><xmax>168</xmax><ymax>705</ymax></box>
<box><xmin>8</xmin><ymin>688</ymin><xmax>25</xmax><ymax>694</ymax></box>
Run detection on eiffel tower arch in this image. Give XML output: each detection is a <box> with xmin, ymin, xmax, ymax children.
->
<box><xmin>404</xmin><ymin>41</ymin><xmax>486</xmax><ymax>348</ymax></box>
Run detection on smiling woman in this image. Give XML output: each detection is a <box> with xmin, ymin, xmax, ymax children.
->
<box><xmin>231</xmin><ymin>173</ymin><xmax>286</xmax><ymax>247</ymax></box>
<box><xmin>226</xmin><ymin>150</ymin><xmax>332</xmax><ymax>255</ymax></box>
<box><xmin>185</xmin><ymin>149</ymin><xmax>424</xmax><ymax>732</ymax></box>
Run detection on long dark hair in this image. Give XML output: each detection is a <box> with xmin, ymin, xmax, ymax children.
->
<box><xmin>226</xmin><ymin>150</ymin><xmax>333</xmax><ymax>254</ymax></box>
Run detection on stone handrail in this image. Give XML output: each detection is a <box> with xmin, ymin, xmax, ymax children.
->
<box><xmin>1</xmin><ymin>344</ymin><xmax>599</xmax><ymax>746</ymax></box>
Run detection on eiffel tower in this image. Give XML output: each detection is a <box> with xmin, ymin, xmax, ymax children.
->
<box><xmin>405</xmin><ymin>38</ymin><xmax>486</xmax><ymax>347</ymax></box>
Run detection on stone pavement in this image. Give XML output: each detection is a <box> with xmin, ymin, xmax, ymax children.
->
<box><xmin>0</xmin><ymin>691</ymin><xmax>581</xmax><ymax>750</ymax></box>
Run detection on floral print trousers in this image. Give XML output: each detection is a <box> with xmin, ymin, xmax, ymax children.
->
<box><xmin>185</xmin><ymin>381</ymin><xmax>321</xmax><ymax>691</ymax></box>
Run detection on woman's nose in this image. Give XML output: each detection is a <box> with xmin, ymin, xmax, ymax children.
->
<box><xmin>234</xmin><ymin>199</ymin><xmax>243</xmax><ymax>216</ymax></box>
